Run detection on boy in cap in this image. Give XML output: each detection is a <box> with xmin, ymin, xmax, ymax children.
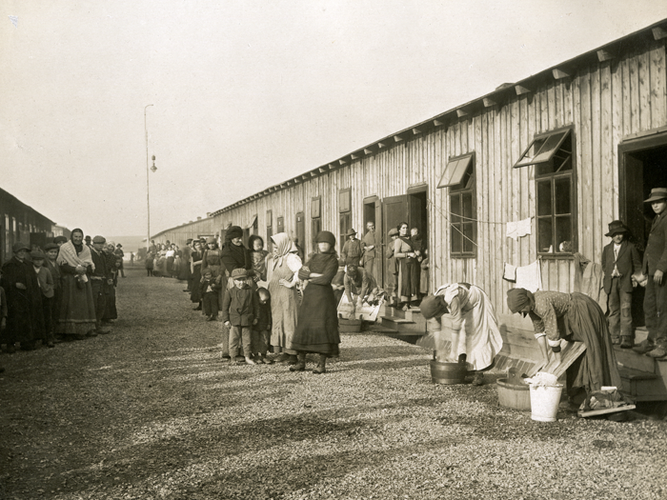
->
<box><xmin>601</xmin><ymin>220</ymin><xmax>641</xmax><ymax>348</ymax></box>
<box><xmin>341</xmin><ymin>228</ymin><xmax>363</xmax><ymax>266</ymax></box>
<box><xmin>44</xmin><ymin>243</ymin><xmax>62</xmax><ymax>338</ymax></box>
<box><xmin>222</xmin><ymin>268</ymin><xmax>258</xmax><ymax>365</ymax></box>
<box><xmin>635</xmin><ymin>188</ymin><xmax>667</xmax><ymax>358</ymax></box>
<box><xmin>31</xmin><ymin>250</ymin><xmax>55</xmax><ymax>347</ymax></box>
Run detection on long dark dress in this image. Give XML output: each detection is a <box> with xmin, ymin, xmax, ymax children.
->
<box><xmin>291</xmin><ymin>251</ymin><xmax>340</xmax><ymax>356</ymax></box>
<box><xmin>1</xmin><ymin>256</ymin><xmax>44</xmax><ymax>346</ymax></box>
<box><xmin>190</xmin><ymin>249</ymin><xmax>204</xmax><ymax>303</ymax></box>
<box><xmin>529</xmin><ymin>291</ymin><xmax>621</xmax><ymax>395</ymax></box>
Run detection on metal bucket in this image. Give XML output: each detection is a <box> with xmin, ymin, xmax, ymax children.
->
<box><xmin>429</xmin><ymin>360</ymin><xmax>466</xmax><ymax>385</ymax></box>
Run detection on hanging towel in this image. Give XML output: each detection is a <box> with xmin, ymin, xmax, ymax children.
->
<box><xmin>506</xmin><ymin>217</ymin><xmax>533</xmax><ymax>241</ymax></box>
<box><xmin>502</xmin><ymin>263</ymin><xmax>517</xmax><ymax>282</ymax></box>
<box><xmin>515</xmin><ymin>260</ymin><xmax>542</xmax><ymax>293</ymax></box>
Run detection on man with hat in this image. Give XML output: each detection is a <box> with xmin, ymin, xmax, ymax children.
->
<box><xmin>1</xmin><ymin>242</ymin><xmax>44</xmax><ymax>352</ymax></box>
<box><xmin>636</xmin><ymin>187</ymin><xmax>667</xmax><ymax>358</ymax></box>
<box><xmin>90</xmin><ymin>236</ymin><xmax>110</xmax><ymax>334</ymax></box>
<box><xmin>222</xmin><ymin>267</ymin><xmax>258</xmax><ymax>365</ymax></box>
<box><xmin>601</xmin><ymin>220</ymin><xmax>641</xmax><ymax>348</ymax></box>
<box><xmin>341</xmin><ymin>228</ymin><xmax>363</xmax><ymax>266</ymax></box>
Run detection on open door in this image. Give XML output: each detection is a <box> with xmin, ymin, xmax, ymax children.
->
<box><xmin>363</xmin><ymin>197</ymin><xmax>383</xmax><ymax>286</ymax></box>
<box><xmin>383</xmin><ymin>195</ymin><xmax>408</xmax><ymax>288</ymax></box>
<box><xmin>619</xmin><ymin>132</ymin><xmax>667</xmax><ymax>327</ymax></box>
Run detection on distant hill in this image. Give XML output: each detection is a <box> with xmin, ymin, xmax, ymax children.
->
<box><xmin>106</xmin><ymin>235</ymin><xmax>146</xmax><ymax>256</ymax></box>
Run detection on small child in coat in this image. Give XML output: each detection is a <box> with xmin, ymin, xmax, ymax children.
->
<box><xmin>601</xmin><ymin>220</ymin><xmax>642</xmax><ymax>348</ymax></box>
<box><xmin>200</xmin><ymin>270</ymin><xmax>222</xmax><ymax>321</ymax></box>
<box><xmin>31</xmin><ymin>250</ymin><xmax>55</xmax><ymax>348</ymax></box>
<box><xmin>222</xmin><ymin>268</ymin><xmax>258</xmax><ymax>365</ymax></box>
<box><xmin>253</xmin><ymin>287</ymin><xmax>273</xmax><ymax>364</ymax></box>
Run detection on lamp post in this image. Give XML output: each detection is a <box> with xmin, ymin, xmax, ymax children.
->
<box><xmin>144</xmin><ymin>104</ymin><xmax>156</xmax><ymax>250</ymax></box>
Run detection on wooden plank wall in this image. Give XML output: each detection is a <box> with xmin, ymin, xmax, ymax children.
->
<box><xmin>210</xmin><ymin>39</ymin><xmax>667</xmax><ymax>319</ymax></box>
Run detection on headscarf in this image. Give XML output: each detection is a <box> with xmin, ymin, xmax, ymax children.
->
<box><xmin>270</xmin><ymin>232</ymin><xmax>293</xmax><ymax>270</ymax></box>
<box><xmin>506</xmin><ymin>288</ymin><xmax>535</xmax><ymax>314</ymax></box>
<box><xmin>419</xmin><ymin>295</ymin><xmax>448</xmax><ymax>320</ymax></box>
<box><xmin>222</xmin><ymin>227</ymin><xmax>247</xmax><ymax>271</ymax></box>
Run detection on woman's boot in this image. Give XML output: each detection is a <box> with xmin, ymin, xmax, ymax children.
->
<box><xmin>313</xmin><ymin>354</ymin><xmax>327</xmax><ymax>374</ymax></box>
<box><xmin>289</xmin><ymin>352</ymin><xmax>306</xmax><ymax>372</ymax></box>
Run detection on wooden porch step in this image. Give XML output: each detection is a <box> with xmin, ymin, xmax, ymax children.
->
<box><xmin>380</xmin><ymin>315</ymin><xmax>427</xmax><ymax>334</ymax></box>
<box><xmin>618</xmin><ymin>366</ymin><xmax>658</xmax><ymax>381</ymax></box>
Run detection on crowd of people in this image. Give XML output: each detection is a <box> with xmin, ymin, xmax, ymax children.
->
<box><xmin>0</xmin><ymin>229</ymin><xmax>124</xmax><ymax>372</ymax></box>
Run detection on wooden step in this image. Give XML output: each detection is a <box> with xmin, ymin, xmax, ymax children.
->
<box><xmin>615</xmin><ymin>346</ymin><xmax>657</xmax><ymax>373</ymax></box>
<box><xmin>380</xmin><ymin>315</ymin><xmax>427</xmax><ymax>334</ymax></box>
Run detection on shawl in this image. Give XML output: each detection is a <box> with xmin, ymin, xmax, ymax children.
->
<box><xmin>270</xmin><ymin>232</ymin><xmax>293</xmax><ymax>270</ymax></box>
<box><xmin>398</xmin><ymin>236</ymin><xmax>415</xmax><ymax>251</ymax></box>
<box><xmin>57</xmin><ymin>240</ymin><xmax>95</xmax><ymax>271</ymax></box>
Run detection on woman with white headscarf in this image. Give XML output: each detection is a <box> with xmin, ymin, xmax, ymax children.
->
<box><xmin>266</xmin><ymin>232</ymin><xmax>302</xmax><ymax>363</ymax></box>
<box><xmin>56</xmin><ymin>228</ymin><xmax>97</xmax><ymax>339</ymax></box>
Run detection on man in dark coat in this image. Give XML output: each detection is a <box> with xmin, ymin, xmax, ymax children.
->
<box><xmin>636</xmin><ymin>188</ymin><xmax>667</xmax><ymax>358</ymax></box>
<box><xmin>1</xmin><ymin>242</ymin><xmax>44</xmax><ymax>352</ymax></box>
<box><xmin>601</xmin><ymin>220</ymin><xmax>641</xmax><ymax>348</ymax></box>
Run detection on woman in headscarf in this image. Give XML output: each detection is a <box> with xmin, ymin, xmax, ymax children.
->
<box><xmin>266</xmin><ymin>232</ymin><xmax>302</xmax><ymax>364</ymax></box>
<box><xmin>506</xmin><ymin>288</ymin><xmax>621</xmax><ymax>398</ymax></box>
<box><xmin>393</xmin><ymin>222</ymin><xmax>419</xmax><ymax>309</ymax></box>
<box><xmin>290</xmin><ymin>231</ymin><xmax>340</xmax><ymax>374</ymax></box>
<box><xmin>419</xmin><ymin>283</ymin><xmax>503</xmax><ymax>385</ymax></box>
<box><xmin>56</xmin><ymin>228</ymin><xmax>97</xmax><ymax>340</ymax></box>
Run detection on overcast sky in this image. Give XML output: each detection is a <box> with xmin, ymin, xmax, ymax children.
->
<box><xmin>2</xmin><ymin>1</ymin><xmax>667</xmax><ymax>239</ymax></box>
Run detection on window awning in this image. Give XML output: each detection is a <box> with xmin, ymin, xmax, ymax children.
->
<box><xmin>437</xmin><ymin>153</ymin><xmax>473</xmax><ymax>188</ymax></box>
<box><xmin>245</xmin><ymin>215</ymin><xmax>257</xmax><ymax>229</ymax></box>
<box><xmin>514</xmin><ymin>129</ymin><xmax>570</xmax><ymax>168</ymax></box>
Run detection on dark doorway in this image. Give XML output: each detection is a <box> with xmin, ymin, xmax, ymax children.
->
<box><xmin>381</xmin><ymin>188</ymin><xmax>428</xmax><ymax>291</ymax></box>
<box><xmin>295</xmin><ymin>212</ymin><xmax>305</xmax><ymax>252</ymax></box>
<box><xmin>620</xmin><ymin>132</ymin><xmax>667</xmax><ymax>327</ymax></box>
<box><xmin>363</xmin><ymin>196</ymin><xmax>382</xmax><ymax>286</ymax></box>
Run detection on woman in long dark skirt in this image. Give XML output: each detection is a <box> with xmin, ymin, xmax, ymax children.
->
<box><xmin>506</xmin><ymin>288</ymin><xmax>621</xmax><ymax>401</ymax></box>
<box><xmin>290</xmin><ymin>231</ymin><xmax>340</xmax><ymax>374</ymax></box>
<box><xmin>190</xmin><ymin>240</ymin><xmax>204</xmax><ymax>310</ymax></box>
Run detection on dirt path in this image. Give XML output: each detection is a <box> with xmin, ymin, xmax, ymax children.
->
<box><xmin>1</xmin><ymin>267</ymin><xmax>666</xmax><ymax>500</ymax></box>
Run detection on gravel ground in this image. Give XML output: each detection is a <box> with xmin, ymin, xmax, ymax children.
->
<box><xmin>1</xmin><ymin>266</ymin><xmax>667</xmax><ymax>500</ymax></box>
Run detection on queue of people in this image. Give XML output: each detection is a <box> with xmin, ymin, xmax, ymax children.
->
<box><xmin>0</xmin><ymin>229</ymin><xmax>123</xmax><ymax>365</ymax></box>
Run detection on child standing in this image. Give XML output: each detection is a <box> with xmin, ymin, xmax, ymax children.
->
<box><xmin>602</xmin><ymin>220</ymin><xmax>641</xmax><ymax>348</ymax></box>
<box><xmin>341</xmin><ymin>228</ymin><xmax>363</xmax><ymax>266</ymax></box>
<box><xmin>254</xmin><ymin>287</ymin><xmax>273</xmax><ymax>364</ymax></box>
<box><xmin>145</xmin><ymin>252</ymin><xmax>154</xmax><ymax>277</ymax></box>
<box><xmin>222</xmin><ymin>268</ymin><xmax>258</xmax><ymax>365</ymax></box>
<box><xmin>200</xmin><ymin>270</ymin><xmax>221</xmax><ymax>321</ymax></box>
<box><xmin>31</xmin><ymin>250</ymin><xmax>55</xmax><ymax>348</ymax></box>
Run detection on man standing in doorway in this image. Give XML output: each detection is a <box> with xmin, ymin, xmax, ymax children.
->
<box><xmin>362</xmin><ymin>222</ymin><xmax>380</xmax><ymax>283</ymax></box>
<box><xmin>635</xmin><ymin>187</ymin><xmax>667</xmax><ymax>359</ymax></box>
